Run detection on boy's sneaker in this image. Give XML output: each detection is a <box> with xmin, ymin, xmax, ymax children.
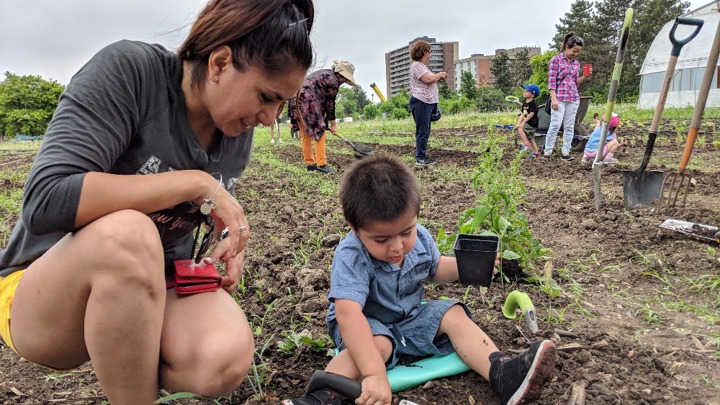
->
<box><xmin>560</xmin><ymin>154</ymin><xmax>575</xmax><ymax>161</ymax></box>
<box><xmin>489</xmin><ymin>340</ymin><xmax>556</xmax><ymax>405</ymax></box>
<box><xmin>416</xmin><ymin>156</ymin><xmax>437</xmax><ymax>166</ymax></box>
<box><xmin>282</xmin><ymin>389</ymin><xmax>347</xmax><ymax>405</ymax></box>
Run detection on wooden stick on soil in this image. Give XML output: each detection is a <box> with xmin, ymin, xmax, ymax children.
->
<box><xmin>567</xmin><ymin>380</ymin><xmax>587</xmax><ymax>405</ymax></box>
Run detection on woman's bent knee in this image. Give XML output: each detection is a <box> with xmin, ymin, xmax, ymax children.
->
<box><xmin>163</xmin><ymin>333</ymin><xmax>254</xmax><ymax>397</ymax></box>
<box><xmin>89</xmin><ymin>210</ymin><xmax>162</xmax><ymax>257</ymax></box>
<box><xmin>80</xmin><ymin>210</ymin><xmax>164</xmax><ymax>285</ymax></box>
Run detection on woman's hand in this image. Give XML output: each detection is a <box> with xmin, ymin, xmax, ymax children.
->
<box><xmin>356</xmin><ymin>374</ymin><xmax>392</xmax><ymax>405</ymax></box>
<box><xmin>195</xmin><ymin>172</ymin><xmax>250</xmax><ymax>258</ymax></box>
<box><xmin>213</xmin><ymin>248</ymin><xmax>244</xmax><ymax>293</ymax></box>
<box><xmin>210</xmin><ymin>188</ymin><xmax>250</xmax><ymax>255</ymax></box>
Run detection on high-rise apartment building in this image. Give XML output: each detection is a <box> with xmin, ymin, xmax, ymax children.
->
<box><xmin>385</xmin><ymin>36</ymin><xmax>458</xmax><ymax>98</ymax></box>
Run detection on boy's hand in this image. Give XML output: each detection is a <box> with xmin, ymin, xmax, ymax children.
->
<box><xmin>357</xmin><ymin>374</ymin><xmax>392</xmax><ymax>405</ymax></box>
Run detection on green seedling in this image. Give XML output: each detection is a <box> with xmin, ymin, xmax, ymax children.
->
<box><xmin>277</xmin><ymin>329</ymin><xmax>303</xmax><ymax>356</ymax></box>
<box><xmin>636</xmin><ymin>305</ymin><xmax>661</xmax><ymax>324</ymax></box>
<box><xmin>155</xmin><ymin>392</ymin><xmax>222</xmax><ymax>404</ymax></box>
<box><xmin>707</xmin><ymin>246</ymin><xmax>717</xmax><ymax>257</ymax></box>
<box><xmin>246</xmin><ymin>338</ymin><xmax>274</xmax><ymax>400</ymax></box>
<box><xmin>45</xmin><ymin>372</ymin><xmax>74</xmax><ymax>381</ymax></box>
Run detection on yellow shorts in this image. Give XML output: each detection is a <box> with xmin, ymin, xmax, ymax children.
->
<box><xmin>0</xmin><ymin>270</ymin><xmax>24</xmax><ymax>353</ymax></box>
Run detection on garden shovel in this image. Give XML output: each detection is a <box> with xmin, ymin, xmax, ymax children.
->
<box><xmin>623</xmin><ymin>17</ymin><xmax>704</xmax><ymax>209</ymax></box>
<box><xmin>593</xmin><ymin>8</ymin><xmax>633</xmax><ymax>210</ymax></box>
<box><xmin>660</xmin><ymin>19</ymin><xmax>720</xmax><ymax>211</ymax></box>
<box><xmin>333</xmin><ymin>132</ymin><xmax>374</xmax><ymax>159</ymax></box>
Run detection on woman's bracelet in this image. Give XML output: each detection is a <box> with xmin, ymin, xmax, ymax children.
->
<box><xmin>200</xmin><ymin>173</ymin><xmax>223</xmax><ymax>215</ymax></box>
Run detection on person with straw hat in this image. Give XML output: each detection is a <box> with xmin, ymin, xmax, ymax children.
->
<box><xmin>289</xmin><ymin>60</ymin><xmax>357</xmax><ymax>173</ymax></box>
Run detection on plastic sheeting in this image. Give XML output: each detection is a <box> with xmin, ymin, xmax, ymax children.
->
<box><xmin>638</xmin><ymin>3</ymin><xmax>720</xmax><ymax>108</ymax></box>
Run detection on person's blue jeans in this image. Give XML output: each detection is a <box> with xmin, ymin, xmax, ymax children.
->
<box><xmin>409</xmin><ymin>96</ymin><xmax>434</xmax><ymax>160</ymax></box>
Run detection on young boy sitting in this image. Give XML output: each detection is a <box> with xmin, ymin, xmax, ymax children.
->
<box><xmin>284</xmin><ymin>155</ymin><xmax>556</xmax><ymax>405</ymax></box>
<box><xmin>515</xmin><ymin>84</ymin><xmax>541</xmax><ymax>158</ymax></box>
<box><xmin>582</xmin><ymin>113</ymin><xmax>626</xmax><ymax>164</ymax></box>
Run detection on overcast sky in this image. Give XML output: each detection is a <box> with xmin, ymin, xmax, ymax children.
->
<box><xmin>0</xmin><ymin>0</ymin><xmax>710</xmax><ymax>100</ymax></box>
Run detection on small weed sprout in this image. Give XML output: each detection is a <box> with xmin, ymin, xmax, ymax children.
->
<box><xmin>277</xmin><ymin>328</ymin><xmax>303</xmax><ymax>356</ymax></box>
<box><xmin>636</xmin><ymin>305</ymin><xmax>661</xmax><ymax>324</ymax></box>
<box><xmin>246</xmin><ymin>338</ymin><xmax>275</xmax><ymax>400</ymax></box>
<box><xmin>277</xmin><ymin>328</ymin><xmax>334</xmax><ymax>356</ymax></box>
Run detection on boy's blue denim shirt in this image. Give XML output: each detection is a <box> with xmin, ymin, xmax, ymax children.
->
<box><xmin>326</xmin><ymin>224</ymin><xmax>440</xmax><ymax>325</ymax></box>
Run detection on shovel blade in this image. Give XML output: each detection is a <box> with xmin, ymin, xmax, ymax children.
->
<box><xmin>622</xmin><ymin>170</ymin><xmax>665</xmax><ymax>208</ymax></box>
<box><xmin>351</xmin><ymin>143</ymin><xmax>373</xmax><ymax>159</ymax></box>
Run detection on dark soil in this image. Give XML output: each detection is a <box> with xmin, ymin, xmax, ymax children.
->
<box><xmin>1</xmin><ymin>121</ymin><xmax>719</xmax><ymax>405</ymax></box>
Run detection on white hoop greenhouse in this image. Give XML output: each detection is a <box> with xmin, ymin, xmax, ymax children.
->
<box><xmin>637</xmin><ymin>1</ymin><xmax>720</xmax><ymax>109</ymax></box>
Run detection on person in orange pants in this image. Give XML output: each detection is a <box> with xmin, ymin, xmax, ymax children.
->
<box><xmin>288</xmin><ymin>60</ymin><xmax>357</xmax><ymax>173</ymax></box>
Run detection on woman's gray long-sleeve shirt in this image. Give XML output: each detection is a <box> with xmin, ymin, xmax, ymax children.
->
<box><xmin>0</xmin><ymin>40</ymin><xmax>254</xmax><ymax>277</ymax></box>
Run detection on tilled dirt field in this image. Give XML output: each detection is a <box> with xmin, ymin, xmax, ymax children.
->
<box><xmin>1</xmin><ymin>121</ymin><xmax>719</xmax><ymax>404</ymax></box>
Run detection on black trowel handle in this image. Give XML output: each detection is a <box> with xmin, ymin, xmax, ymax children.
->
<box><xmin>304</xmin><ymin>370</ymin><xmax>362</xmax><ymax>399</ymax></box>
<box><xmin>648</xmin><ymin>18</ymin><xmax>704</xmax><ymax>137</ymax></box>
<box><xmin>670</xmin><ymin>18</ymin><xmax>704</xmax><ymax>56</ymax></box>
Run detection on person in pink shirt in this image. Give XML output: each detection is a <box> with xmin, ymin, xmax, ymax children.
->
<box><xmin>409</xmin><ymin>40</ymin><xmax>447</xmax><ymax>166</ymax></box>
<box><xmin>543</xmin><ymin>32</ymin><xmax>592</xmax><ymax>161</ymax></box>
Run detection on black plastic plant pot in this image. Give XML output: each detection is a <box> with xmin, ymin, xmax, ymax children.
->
<box><xmin>454</xmin><ymin>234</ymin><xmax>499</xmax><ymax>287</ymax></box>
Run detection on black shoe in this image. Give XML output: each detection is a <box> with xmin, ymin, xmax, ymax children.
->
<box><xmin>561</xmin><ymin>154</ymin><xmax>575</xmax><ymax>161</ymax></box>
<box><xmin>415</xmin><ymin>156</ymin><xmax>437</xmax><ymax>166</ymax></box>
<box><xmin>489</xmin><ymin>340</ymin><xmax>556</xmax><ymax>405</ymax></box>
<box><xmin>307</xmin><ymin>164</ymin><xmax>317</xmax><ymax>171</ymax></box>
<box><xmin>316</xmin><ymin>165</ymin><xmax>335</xmax><ymax>173</ymax></box>
<box><xmin>282</xmin><ymin>389</ymin><xmax>346</xmax><ymax>405</ymax></box>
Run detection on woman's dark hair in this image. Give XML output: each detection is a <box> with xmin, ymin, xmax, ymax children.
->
<box><xmin>562</xmin><ymin>32</ymin><xmax>584</xmax><ymax>50</ymax></box>
<box><xmin>409</xmin><ymin>40</ymin><xmax>431</xmax><ymax>62</ymax></box>
<box><xmin>179</xmin><ymin>0</ymin><xmax>315</xmax><ymax>90</ymax></box>
<box><xmin>340</xmin><ymin>155</ymin><xmax>421</xmax><ymax>231</ymax></box>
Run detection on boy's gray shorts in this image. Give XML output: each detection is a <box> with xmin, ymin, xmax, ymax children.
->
<box><xmin>328</xmin><ymin>300</ymin><xmax>471</xmax><ymax>368</ymax></box>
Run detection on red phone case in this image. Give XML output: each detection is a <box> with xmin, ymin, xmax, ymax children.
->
<box><xmin>172</xmin><ymin>259</ymin><xmax>222</xmax><ymax>295</ymax></box>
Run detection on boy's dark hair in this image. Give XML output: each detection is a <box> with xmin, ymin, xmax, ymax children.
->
<box><xmin>339</xmin><ymin>155</ymin><xmax>421</xmax><ymax>230</ymax></box>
